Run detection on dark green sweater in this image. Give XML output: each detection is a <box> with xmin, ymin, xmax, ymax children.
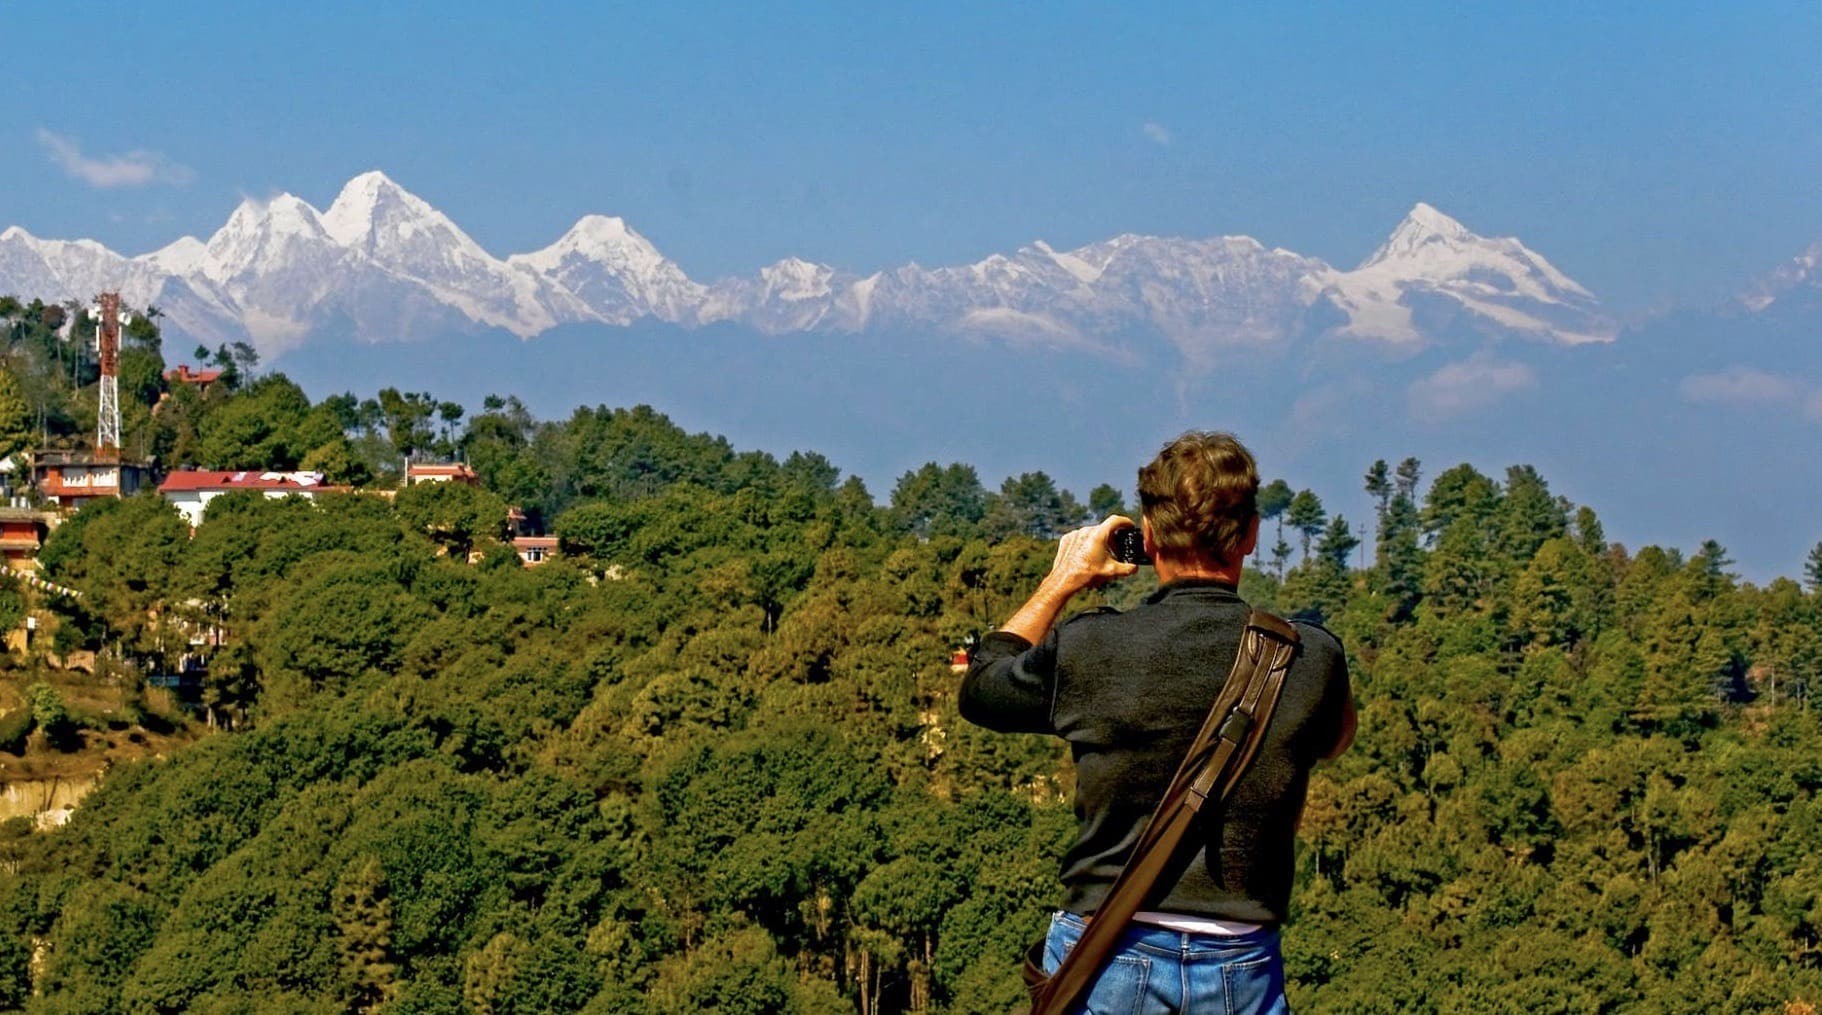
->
<box><xmin>960</xmin><ymin>578</ymin><xmax>1351</xmax><ymax>925</ymax></box>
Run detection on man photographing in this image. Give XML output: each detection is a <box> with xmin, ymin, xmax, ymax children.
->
<box><xmin>960</xmin><ymin>431</ymin><xmax>1355</xmax><ymax>1014</ymax></box>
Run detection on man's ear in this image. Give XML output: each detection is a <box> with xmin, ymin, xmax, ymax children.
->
<box><xmin>1142</xmin><ymin>516</ymin><xmax>1157</xmax><ymax>559</ymax></box>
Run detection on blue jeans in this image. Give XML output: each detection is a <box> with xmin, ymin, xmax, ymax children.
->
<box><xmin>1042</xmin><ymin>910</ymin><xmax>1290</xmax><ymax>1015</ymax></box>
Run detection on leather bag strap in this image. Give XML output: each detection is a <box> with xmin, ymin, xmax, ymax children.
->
<box><xmin>1027</xmin><ymin>609</ymin><xmax>1300</xmax><ymax>1015</ymax></box>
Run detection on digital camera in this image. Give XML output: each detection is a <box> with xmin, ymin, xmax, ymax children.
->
<box><xmin>1109</xmin><ymin>526</ymin><xmax>1150</xmax><ymax>565</ymax></box>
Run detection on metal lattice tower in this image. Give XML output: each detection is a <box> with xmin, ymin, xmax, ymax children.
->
<box><xmin>96</xmin><ymin>291</ymin><xmax>121</xmax><ymax>454</ymax></box>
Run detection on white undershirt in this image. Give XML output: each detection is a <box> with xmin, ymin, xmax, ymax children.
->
<box><xmin>1130</xmin><ymin>910</ymin><xmax>1266</xmax><ymax>936</ymax></box>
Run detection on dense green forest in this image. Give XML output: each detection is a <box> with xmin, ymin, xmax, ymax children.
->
<box><xmin>3</xmin><ymin>295</ymin><xmax>1822</xmax><ymax>1012</ymax></box>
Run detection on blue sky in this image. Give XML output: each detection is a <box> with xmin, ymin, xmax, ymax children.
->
<box><xmin>6</xmin><ymin>2</ymin><xmax>1822</xmax><ymax>315</ymax></box>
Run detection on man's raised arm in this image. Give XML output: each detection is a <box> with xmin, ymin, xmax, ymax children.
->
<box><xmin>998</xmin><ymin>516</ymin><xmax>1139</xmax><ymax>644</ymax></box>
<box><xmin>958</xmin><ymin>517</ymin><xmax>1138</xmax><ymax>734</ymax></box>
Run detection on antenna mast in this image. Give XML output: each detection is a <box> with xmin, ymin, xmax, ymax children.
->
<box><xmin>96</xmin><ymin>291</ymin><xmax>121</xmax><ymax>454</ymax></box>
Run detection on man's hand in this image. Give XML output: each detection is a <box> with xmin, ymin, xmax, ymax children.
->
<box><xmin>994</xmin><ymin>517</ymin><xmax>1139</xmax><ymax>646</ymax></box>
<box><xmin>1045</xmin><ymin>516</ymin><xmax>1141</xmax><ymax>594</ymax></box>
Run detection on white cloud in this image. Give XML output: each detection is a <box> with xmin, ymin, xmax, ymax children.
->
<box><xmin>1142</xmin><ymin>122</ymin><xmax>1172</xmax><ymax>146</ymax></box>
<box><xmin>1679</xmin><ymin>366</ymin><xmax>1806</xmax><ymax>407</ymax></box>
<box><xmin>956</xmin><ymin>306</ymin><xmax>1133</xmax><ymax>362</ymax></box>
<box><xmin>1407</xmin><ymin>354</ymin><xmax>1537</xmax><ymax>421</ymax></box>
<box><xmin>36</xmin><ymin>128</ymin><xmax>194</xmax><ymax>189</ymax></box>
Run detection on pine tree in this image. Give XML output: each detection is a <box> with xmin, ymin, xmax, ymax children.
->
<box><xmin>1422</xmin><ymin>519</ymin><xmax>1491</xmax><ymax>617</ymax></box>
<box><xmin>463</xmin><ymin>932</ymin><xmax>522</xmax><ymax>1015</ymax></box>
<box><xmin>1258</xmin><ymin>478</ymin><xmax>1293</xmax><ymax>536</ymax></box>
<box><xmin>1421</xmin><ymin>464</ymin><xmax>1500</xmax><ymax>543</ymax></box>
<box><xmin>1258</xmin><ymin>479</ymin><xmax>1294</xmax><ymax>578</ymax></box>
<box><xmin>1632</xmin><ymin>587</ymin><xmax>1723</xmax><ymax>738</ymax></box>
<box><xmin>1088</xmin><ymin>483</ymin><xmax>1128</xmax><ymax>520</ymax></box>
<box><xmin>1394</xmin><ymin>457</ymin><xmax>1423</xmax><ymax>499</ymax></box>
<box><xmin>1693</xmin><ymin>539</ymin><xmax>1734</xmax><ymax>599</ymax></box>
<box><xmin>1804</xmin><ymin>541</ymin><xmax>1822</xmax><ymax>593</ymax></box>
<box><xmin>1509</xmin><ymin>539</ymin><xmax>1586</xmax><ymax>647</ymax></box>
<box><xmin>1286</xmin><ymin>490</ymin><xmax>1326</xmax><ymax>562</ymax></box>
<box><xmin>1573</xmin><ymin>505</ymin><xmax>1606</xmax><ymax>558</ymax></box>
<box><xmin>1377</xmin><ymin>493</ymin><xmax>1423</xmax><ymax>620</ymax></box>
<box><xmin>334</xmin><ymin>856</ymin><xmax>399</xmax><ymax>1013</ymax></box>
<box><xmin>1290</xmin><ymin>515</ymin><xmax>1358</xmax><ymax>623</ymax></box>
<box><xmin>1364</xmin><ymin>460</ymin><xmax>1392</xmax><ymax>523</ymax></box>
<box><xmin>211</xmin><ymin>343</ymin><xmax>242</xmax><ymax>389</ymax></box>
<box><xmin>0</xmin><ymin>369</ymin><xmax>32</xmax><ymax>461</ymax></box>
<box><xmin>1317</xmin><ymin>516</ymin><xmax>1360</xmax><ymax>570</ymax></box>
<box><xmin>1496</xmin><ymin>465</ymin><xmax>1566</xmax><ymax>564</ymax></box>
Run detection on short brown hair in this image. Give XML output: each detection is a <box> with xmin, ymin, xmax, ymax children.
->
<box><xmin>1138</xmin><ymin>431</ymin><xmax>1259</xmax><ymax>563</ymax></box>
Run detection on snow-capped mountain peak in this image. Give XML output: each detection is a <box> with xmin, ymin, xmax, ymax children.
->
<box><xmin>1364</xmin><ymin>202</ymin><xmax>1474</xmax><ymax>266</ymax></box>
<box><xmin>508</xmin><ymin>214</ymin><xmax>702</xmax><ymax>326</ymax></box>
<box><xmin>321</xmin><ymin>169</ymin><xmax>432</xmax><ymax>249</ymax></box>
<box><xmin>1319</xmin><ymin>202</ymin><xmax>1611</xmax><ymax>345</ymax></box>
<box><xmin>202</xmin><ymin>195</ymin><xmax>337</xmax><ymax>282</ymax></box>
<box><xmin>563</xmin><ymin>214</ymin><xmax>639</xmax><ymax>247</ymax></box>
<box><xmin>141</xmin><ymin>236</ymin><xmax>209</xmax><ymax>276</ymax></box>
<box><xmin>513</xmin><ymin>214</ymin><xmax>667</xmax><ymax>274</ymax></box>
<box><xmin>322</xmin><ymin>170</ymin><xmax>491</xmax><ymax>267</ymax></box>
<box><xmin>266</xmin><ymin>194</ymin><xmax>325</xmax><ymax>231</ymax></box>
<box><xmin>212</xmin><ymin>193</ymin><xmax>325</xmax><ymax>239</ymax></box>
<box><xmin>760</xmin><ymin>257</ymin><xmax>833</xmax><ymax>296</ymax></box>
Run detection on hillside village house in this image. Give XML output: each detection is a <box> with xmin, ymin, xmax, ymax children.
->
<box><xmin>405</xmin><ymin>462</ymin><xmax>480</xmax><ymax>486</ymax></box>
<box><xmin>32</xmin><ymin>450</ymin><xmax>153</xmax><ymax>509</ymax></box>
<box><xmin>513</xmin><ymin>536</ymin><xmax>558</xmax><ymax>566</ymax></box>
<box><xmin>0</xmin><ymin>507</ymin><xmax>56</xmax><ymax>572</ymax></box>
<box><xmin>0</xmin><ymin>455</ymin><xmax>23</xmax><ymax>503</ymax></box>
<box><xmin>158</xmin><ymin>470</ymin><xmax>345</xmax><ymax>528</ymax></box>
<box><xmin>163</xmin><ymin>364</ymin><xmax>224</xmax><ymax>393</ymax></box>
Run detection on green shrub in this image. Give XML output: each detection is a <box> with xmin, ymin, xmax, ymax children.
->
<box><xmin>0</xmin><ymin>707</ymin><xmax>27</xmax><ymax>753</ymax></box>
<box><xmin>26</xmin><ymin>681</ymin><xmax>78</xmax><ymax>749</ymax></box>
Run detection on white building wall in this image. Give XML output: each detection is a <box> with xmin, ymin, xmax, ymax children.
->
<box><xmin>166</xmin><ymin>490</ymin><xmax>211</xmax><ymax>528</ymax></box>
<box><xmin>163</xmin><ymin>487</ymin><xmax>323</xmax><ymax>528</ymax></box>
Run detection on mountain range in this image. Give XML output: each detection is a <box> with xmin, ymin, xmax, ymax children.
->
<box><xmin>0</xmin><ymin>171</ymin><xmax>1618</xmax><ymax>360</ymax></box>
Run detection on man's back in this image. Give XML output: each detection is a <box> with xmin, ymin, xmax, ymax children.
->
<box><xmin>962</xmin><ymin>578</ymin><xmax>1351</xmax><ymax>925</ymax></box>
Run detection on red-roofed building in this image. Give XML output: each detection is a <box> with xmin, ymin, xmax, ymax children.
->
<box><xmin>405</xmin><ymin>462</ymin><xmax>480</xmax><ymax>487</ymax></box>
<box><xmin>159</xmin><ymin>470</ymin><xmax>345</xmax><ymax>527</ymax></box>
<box><xmin>164</xmin><ymin>364</ymin><xmax>224</xmax><ymax>391</ymax></box>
